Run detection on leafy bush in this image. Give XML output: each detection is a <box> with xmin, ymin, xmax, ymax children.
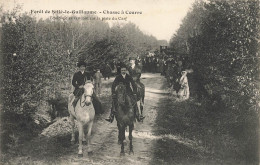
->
<box><xmin>169</xmin><ymin>0</ymin><xmax>259</xmax><ymax>162</ymax></box>
<box><xmin>0</xmin><ymin>6</ymin><xmax>161</xmax><ymax>153</ymax></box>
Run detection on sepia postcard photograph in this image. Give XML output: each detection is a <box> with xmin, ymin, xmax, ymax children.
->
<box><xmin>0</xmin><ymin>0</ymin><xmax>259</xmax><ymax>164</ymax></box>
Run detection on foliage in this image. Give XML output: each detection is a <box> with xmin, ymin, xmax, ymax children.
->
<box><xmin>0</xmin><ymin>7</ymin><xmax>161</xmax><ymax>153</ymax></box>
<box><xmin>169</xmin><ymin>0</ymin><xmax>259</xmax><ymax>162</ymax></box>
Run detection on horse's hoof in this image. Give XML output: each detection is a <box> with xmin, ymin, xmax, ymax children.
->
<box><xmin>88</xmin><ymin>151</ymin><xmax>93</xmax><ymax>156</ymax></box>
<box><xmin>78</xmin><ymin>153</ymin><xmax>83</xmax><ymax>157</ymax></box>
<box><xmin>129</xmin><ymin>150</ymin><xmax>134</xmax><ymax>155</ymax></box>
<box><xmin>120</xmin><ymin>152</ymin><xmax>125</xmax><ymax>156</ymax></box>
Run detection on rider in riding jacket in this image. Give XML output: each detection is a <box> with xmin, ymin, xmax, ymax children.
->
<box><xmin>72</xmin><ymin>61</ymin><xmax>102</xmax><ymax>110</ymax></box>
<box><xmin>127</xmin><ymin>57</ymin><xmax>145</xmax><ymax>119</ymax></box>
<box><xmin>105</xmin><ymin>63</ymin><xmax>145</xmax><ymax>123</ymax></box>
<box><xmin>127</xmin><ymin>57</ymin><xmax>142</xmax><ymax>83</ymax></box>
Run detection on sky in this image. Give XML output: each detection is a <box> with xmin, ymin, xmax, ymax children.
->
<box><xmin>1</xmin><ymin>0</ymin><xmax>195</xmax><ymax>42</ymax></box>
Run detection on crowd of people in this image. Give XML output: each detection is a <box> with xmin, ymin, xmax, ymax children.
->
<box><xmin>138</xmin><ymin>54</ymin><xmax>191</xmax><ymax>100</ymax></box>
<box><xmin>71</xmin><ymin>53</ymin><xmax>192</xmax><ymax>118</ymax></box>
<box><xmin>141</xmin><ymin>56</ymin><xmax>166</xmax><ymax>74</ymax></box>
<box><xmin>96</xmin><ymin>54</ymin><xmax>193</xmax><ymax>100</ymax></box>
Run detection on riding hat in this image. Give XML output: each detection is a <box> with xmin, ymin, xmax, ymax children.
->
<box><xmin>119</xmin><ymin>63</ymin><xmax>127</xmax><ymax>69</ymax></box>
<box><xmin>129</xmin><ymin>57</ymin><xmax>136</xmax><ymax>61</ymax></box>
<box><xmin>77</xmin><ymin>61</ymin><xmax>86</xmax><ymax>67</ymax></box>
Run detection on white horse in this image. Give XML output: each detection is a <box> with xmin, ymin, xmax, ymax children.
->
<box><xmin>68</xmin><ymin>81</ymin><xmax>95</xmax><ymax>157</ymax></box>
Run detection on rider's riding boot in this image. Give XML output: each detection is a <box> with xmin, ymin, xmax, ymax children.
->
<box><xmin>105</xmin><ymin>100</ymin><xmax>116</xmax><ymax>123</ymax></box>
<box><xmin>135</xmin><ymin>105</ymin><xmax>145</xmax><ymax>122</ymax></box>
<box><xmin>72</xmin><ymin>96</ymin><xmax>80</xmax><ymax>107</ymax></box>
<box><xmin>105</xmin><ymin>110</ymin><xmax>114</xmax><ymax>123</ymax></box>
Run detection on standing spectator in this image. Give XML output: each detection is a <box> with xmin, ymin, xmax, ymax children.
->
<box><xmin>93</xmin><ymin>68</ymin><xmax>103</xmax><ymax>96</ymax></box>
<box><xmin>162</xmin><ymin>58</ymin><xmax>167</xmax><ymax>76</ymax></box>
<box><xmin>147</xmin><ymin>57</ymin><xmax>152</xmax><ymax>72</ymax></box>
<box><xmin>159</xmin><ymin>58</ymin><xmax>164</xmax><ymax>75</ymax></box>
<box><xmin>166</xmin><ymin>58</ymin><xmax>175</xmax><ymax>88</ymax></box>
<box><xmin>102</xmin><ymin>63</ymin><xmax>112</xmax><ymax>80</ymax></box>
<box><xmin>111</xmin><ymin>60</ymin><xmax>117</xmax><ymax>75</ymax></box>
<box><xmin>156</xmin><ymin>57</ymin><xmax>160</xmax><ymax>73</ymax></box>
<box><xmin>136</xmin><ymin>55</ymin><xmax>141</xmax><ymax>64</ymax></box>
<box><xmin>151</xmin><ymin>57</ymin><xmax>156</xmax><ymax>73</ymax></box>
<box><xmin>142</xmin><ymin>57</ymin><xmax>146</xmax><ymax>72</ymax></box>
<box><xmin>173</xmin><ymin>60</ymin><xmax>184</xmax><ymax>93</ymax></box>
<box><xmin>116</xmin><ymin>60</ymin><xmax>125</xmax><ymax>75</ymax></box>
<box><xmin>177</xmin><ymin>71</ymin><xmax>190</xmax><ymax>100</ymax></box>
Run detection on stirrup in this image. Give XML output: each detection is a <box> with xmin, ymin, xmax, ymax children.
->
<box><xmin>105</xmin><ymin>114</ymin><xmax>114</xmax><ymax>123</ymax></box>
<box><xmin>140</xmin><ymin>115</ymin><xmax>145</xmax><ymax>121</ymax></box>
<box><xmin>72</xmin><ymin>99</ymin><xmax>77</xmax><ymax>107</ymax></box>
<box><xmin>136</xmin><ymin>115</ymin><xmax>145</xmax><ymax>122</ymax></box>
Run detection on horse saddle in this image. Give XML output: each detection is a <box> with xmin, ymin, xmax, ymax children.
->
<box><xmin>72</xmin><ymin>88</ymin><xmax>85</xmax><ymax>108</ymax></box>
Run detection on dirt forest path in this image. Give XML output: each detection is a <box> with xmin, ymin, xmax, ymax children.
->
<box><xmin>57</xmin><ymin>73</ymin><xmax>168</xmax><ymax>165</ymax></box>
<box><xmin>7</xmin><ymin>73</ymin><xmax>169</xmax><ymax>165</ymax></box>
<box><xmin>7</xmin><ymin>73</ymin><xmax>233</xmax><ymax>165</ymax></box>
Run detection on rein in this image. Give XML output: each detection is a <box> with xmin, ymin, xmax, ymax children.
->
<box><xmin>80</xmin><ymin>88</ymin><xmax>93</xmax><ymax>108</ymax></box>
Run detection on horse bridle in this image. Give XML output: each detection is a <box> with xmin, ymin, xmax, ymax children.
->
<box><xmin>80</xmin><ymin>88</ymin><xmax>93</xmax><ymax>108</ymax></box>
<box><xmin>116</xmin><ymin>84</ymin><xmax>127</xmax><ymax>105</ymax></box>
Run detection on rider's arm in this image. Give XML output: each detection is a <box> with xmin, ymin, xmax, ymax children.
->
<box><xmin>111</xmin><ymin>76</ymin><xmax>119</xmax><ymax>94</ymax></box>
<box><xmin>72</xmin><ymin>73</ymin><xmax>79</xmax><ymax>88</ymax></box>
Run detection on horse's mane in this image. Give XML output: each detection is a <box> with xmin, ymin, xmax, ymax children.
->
<box><xmin>115</xmin><ymin>83</ymin><xmax>134</xmax><ymax>111</ymax></box>
<box><xmin>84</xmin><ymin>81</ymin><xmax>94</xmax><ymax>89</ymax></box>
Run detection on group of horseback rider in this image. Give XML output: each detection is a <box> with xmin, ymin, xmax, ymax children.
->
<box><xmin>71</xmin><ymin>57</ymin><xmax>145</xmax><ymax>123</ymax></box>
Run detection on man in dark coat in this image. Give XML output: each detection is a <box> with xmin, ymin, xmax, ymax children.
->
<box><xmin>105</xmin><ymin>63</ymin><xmax>144</xmax><ymax>123</ymax></box>
<box><xmin>127</xmin><ymin>57</ymin><xmax>142</xmax><ymax>80</ymax></box>
<box><xmin>72</xmin><ymin>61</ymin><xmax>103</xmax><ymax>113</ymax></box>
<box><xmin>102</xmin><ymin>63</ymin><xmax>112</xmax><ymax>80</ymax></box>
<box><xmin>127</xmin><ymin>57</ymin><xmax>145</xmax><ymax>120</ymax></box>
<box><xmin>116</xmin><ymin>60</ymin><xmax>124</xmax><ymax>75</ymax></box>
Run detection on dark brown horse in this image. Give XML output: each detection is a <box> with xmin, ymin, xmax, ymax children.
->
<box><xmin>114</xmin><ymin>83</ymin><xmax>135</xmax><ymax>156</ymax></box>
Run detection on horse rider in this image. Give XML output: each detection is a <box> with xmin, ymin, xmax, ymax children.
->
<box><xmin>105</xmin><ymin>63</ymin><xmax>145</xmax><ymax>123</ymax></box>
<box><xmin>127</xmin><ymin>57</ymin><xmax>143</xmax><ymax>89</ymax></box>
<box><xmin>127</xmin><ymin>57</ymin><xmax>145</xmax><ymax>119</ymax></box>
<box><xmin>127</xmin><ymin>56</ymin><xmax>142</xmax><ymax>81</ymax></box>
<box><xmin>72</xmin><ymin>61</ymin><xmax>102</xmax><ymax>110</ymax></box>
